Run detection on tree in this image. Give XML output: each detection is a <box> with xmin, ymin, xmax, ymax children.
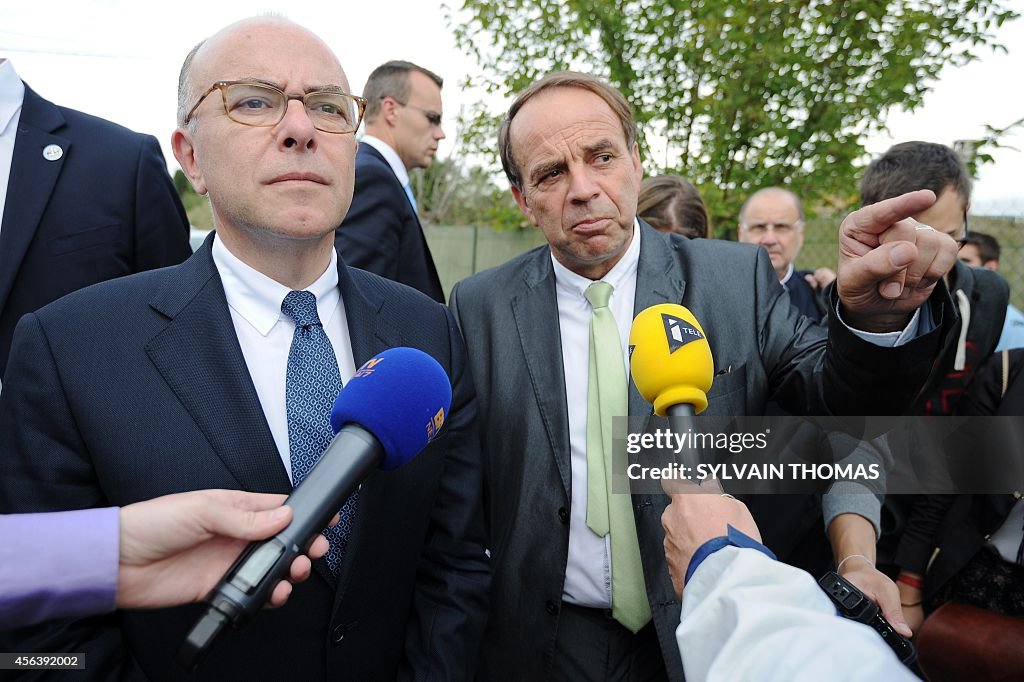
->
<box><xmin>448</xmin><ymin>0</ymin><xmax>1018</xmax><ymax>230</ymax></box>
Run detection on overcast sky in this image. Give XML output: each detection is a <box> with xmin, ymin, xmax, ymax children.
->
<box><xmin>3</xmin><ymin>1</ymin><xmax>1022</xmax><ymax>214</ymax></box>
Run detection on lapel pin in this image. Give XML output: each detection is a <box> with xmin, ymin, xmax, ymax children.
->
<box><xmin>43</xmin><ymin>144</ymin><xmax>64</xmax><ymax>162</ymax></box>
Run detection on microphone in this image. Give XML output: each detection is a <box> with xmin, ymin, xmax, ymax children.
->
<box><xmin>179</xmin><ymin>347</ymin><xmax>452</xmax><ymax>669</ymax></box>
<box><xmin>628</xmin><ymin>304</ymin><xmax>714</xmax><ymax>417</ymax></box>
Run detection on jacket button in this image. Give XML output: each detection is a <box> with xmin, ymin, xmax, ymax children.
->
<box><xmin>558</xmin><ymin>507</ymin><xmax>569</xmax><ymax>524</ymax></box>
<box><xmin>546</xmin><ymin>600</ymin><xmax>559</xmax><ymax>615</ymax></box>
<box><xmin>332</xmin><ymin>624</ymin><xmax>346</xmax><ymax>643</ymax></box>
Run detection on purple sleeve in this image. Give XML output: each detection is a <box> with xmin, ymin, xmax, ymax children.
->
<box><xmin>0</xmin><ymin>507</ymin><xmax>119</xmax><ymax>628</ymax></box>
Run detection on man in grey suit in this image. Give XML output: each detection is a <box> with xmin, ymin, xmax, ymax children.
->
<box><xmin>449</xmin><ymin>72</ymin><xmax>957</xmax><ymax>680</ymax></box>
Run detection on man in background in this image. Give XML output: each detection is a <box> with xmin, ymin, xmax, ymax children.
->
<box><xmin>959</xmin><ymin>231</ymin><xmax>1024</xmax><ymax>350</ymax></box>
<box><xmin>336</xmin><ymin>60</ymin><xmax>446</xmax><ymax>302</ymax></box>
<box><xmin>0</xmin><ymin>58</ymin><xmax>191</xmax><ymax>382</ymax></box>
<box><xmin>738</xmin><ymin>187</ymin><xmax>825</xmax><ymax>322</ymax></box>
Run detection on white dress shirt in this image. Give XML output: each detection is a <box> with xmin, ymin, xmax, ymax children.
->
<box><xmin>557</xmin><ymin>221</ymin><xmax>641</xmax><ymax>608</ymax></box>
<box><xmin>0</xmin><ymin>59</ymin><xmax>26</xmax><ymax>243</ymax></box>
<box><xmin>212</xmin><ymin>236</ymin><xmax>356</xmax><ymax>481</ymax></box>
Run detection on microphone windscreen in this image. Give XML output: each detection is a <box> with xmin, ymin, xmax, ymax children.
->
<box><xmin>629</xmin><ymin>304</ymin><xmax>714</xmax><ymax>415</ymax></box>
<box><xmin>330</xmin><ymin>347</ymin><xmax>452</xmax><ymax>469</ymax></box>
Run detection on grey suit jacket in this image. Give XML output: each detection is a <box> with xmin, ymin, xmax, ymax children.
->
<box><xmin>449</xmin><ymin>222</ymin><xmax>951</xmax><ymax>681</ymax></box>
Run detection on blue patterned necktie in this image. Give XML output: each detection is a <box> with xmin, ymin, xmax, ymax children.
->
<box><xmin>281</xmin><ymin>290</ymin><xmax>355</xmax><ymax>575</ymax></box>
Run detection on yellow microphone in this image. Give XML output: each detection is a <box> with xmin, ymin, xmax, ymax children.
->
<box><xmin>628</xmin><ymin>304</ymin><xmax>714</xmax><ymax>416</ymax></box>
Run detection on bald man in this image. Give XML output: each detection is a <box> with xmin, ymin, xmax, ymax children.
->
<box><xmin>738</xmin><ymin>187</ymin><xmax>826</xmax><ymax>322</ymax></box>
<box><xmin>0</xmin><ymin>17</ymin><xmax>488</xmax><ymax>680</ymax></box>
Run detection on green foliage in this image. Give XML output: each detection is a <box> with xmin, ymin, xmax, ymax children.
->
<box><xmin>412</xmin><ymin>112</ymin><xmax>531</xmax><ymax>231</ymax></box>
<box><xmin>448</xmin><ymin>0</ymin><xmax>1018</xmax><ymax>229</ymax></box>
<box><xmin>956</xmin><ymin>116</ymin><xmax>1024</xmax><ymax>178</ymax></box>
<box><xmin>172</xmin><ymin>169</ymin><xmax>212</xmax><ymax>229</ymax></box>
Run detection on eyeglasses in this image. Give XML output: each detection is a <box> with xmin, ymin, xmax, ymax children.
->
<box><xmin>957</xmin><ymin>210</ymin><xmax>970</xmax><ymax>251</ymax></box>
<box><xmin>388</xmin><ymin>97</ymin><xmax>443</xmax><ymax>127</ymax></box>
<box><xmin>185</xmin><ymin>81</ymin><xmax>367</xmax><ymax>134</ymax></box>
<box><xmin>740</xmin><ymin>221</ymin><xmax>802</xmax><ymax>236</ymax></box>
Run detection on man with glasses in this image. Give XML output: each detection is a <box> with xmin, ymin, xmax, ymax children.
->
<box><xmin>738</xmin><ymin>187</ymin><xmax>826</xmax><ymax>322</ymax></box>
<box><xmin>0</xmin><ymin>17</ymin><xmax>488</xmax><ymax>680</ymax></box>
<box><xmin>336</xmin><ymin>61</ymin><xmax>446</xmax><ymax>302</ymax></box>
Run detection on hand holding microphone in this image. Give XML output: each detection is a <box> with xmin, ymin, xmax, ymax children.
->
<box><xmin>179</xmin><ymin>347</ymin><xmax>452</xmax><ymax>669</ymax></box>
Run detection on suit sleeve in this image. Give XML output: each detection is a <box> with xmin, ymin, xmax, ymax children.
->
<box><xmin>336</xmin><ymin>162</ymin><xmax>405</xmax><ymax>280</ymax></box>
<box><xmin>132</xmin><ymin>135</ymin><xmax>192</xmax><ymax>270</ymax></box>
<box><xmin>400</xmin><ymin>306</ymin><xmax>490</xmax><ymax>681</ymax></box>
<box><xmin>0</xmin><ymin>314</ymin><xmax>144</xmax><ymax>680</ymax></box>
<box><xmin>751</xmin><ymin>247</ymin><xmax>954</xmax><ymax>416</ymax></box>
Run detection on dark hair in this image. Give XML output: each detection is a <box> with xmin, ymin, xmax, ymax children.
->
<box><xmin>498</xmin><ymin>71</ymin><xmax>638</xmax><ymax>190</ymax></box>
<box><xmin>860</xmin><ymin>141</ymin><xmax>972</xmax><ymax>206</ymax></box>
<box><xmin>637</xmin><ymin>175</ymin><xmax>711</xmax><ymax>239</ymax></box>
<box><xmin>963</xmin><ymin>231</ymin><xmax>1000</xmax><ymax>263</ymax></box>
<box><xmin>363</xmin><ymin>60</ymin><xmax>443</xmax><ymax>123</ymax></box>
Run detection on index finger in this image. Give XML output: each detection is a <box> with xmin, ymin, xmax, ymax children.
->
<box><xmin>843</xmin><ymin>189</ymin><xmax>936</xmax><ymax>240</ymax></box>
<box><xmin>661</xmin><ymin>477</ymin><xmax>702</xmax><ymax>497</ymax></box>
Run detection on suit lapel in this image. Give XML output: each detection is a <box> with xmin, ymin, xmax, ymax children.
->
<box><xmin>145</xmin><ymin>236</ymin><xmax>291</xmax><ymax>493</ymax></box>
<box><xmin>0</xmin><ymin>86</ymin><xmax>68</xmax><ymax>315</ymax></box>
<box><xmin>512</xmin><ymin>249</ymin><xmax>573</xmax><ymax>494</ymax></box>
<box><xmin>629</xmin><ymin>222</ymin><xmax>686</xmax><ymax>418</ymax></box>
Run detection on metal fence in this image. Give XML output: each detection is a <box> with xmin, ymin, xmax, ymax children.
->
<box><xmin>427</xmin><ymin>212</ymin><xmax>1024</xmax><ymax>310</ymax></box>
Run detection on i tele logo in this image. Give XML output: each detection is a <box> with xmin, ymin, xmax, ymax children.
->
<box><xmin>662</xmin><ymin>313</ymin><xmax>703</xmax><ymax>353</ymax></box>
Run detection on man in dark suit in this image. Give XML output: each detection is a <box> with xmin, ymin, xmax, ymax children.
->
<box><xmin>449</xmin><ymin>72</ymin><xmax>957</xmax><ymax>680</ymax></box>
<box><xmin>336</xmin><ymin>61</ymin><xmax>446</xmax><ymax>302</ymax></box>
<box><xmin>0</xmin><ymin>17</ymin><xmax>488</xmax><ymax>681</ymax></box>
<box><xmin>738</xmin><ymin>187</ymin><xmax>826</xmax><ymax>322</ymax></box>
<box><xmin>0</xmin><ymin>58</ymin><xmax>191</xmax><ymax>382</ymax></box>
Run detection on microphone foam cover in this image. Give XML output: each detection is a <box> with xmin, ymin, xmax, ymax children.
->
<box><xmin>330</xmin><ymin>347</ymin><xmax>452</xmax><ymax>470</ymax></box>
<box><xmin>629</xmin><ymin>304</ymin><xmax>714</xmax><ymax>415</ymax></box>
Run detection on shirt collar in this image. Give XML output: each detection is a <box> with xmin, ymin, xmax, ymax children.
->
<box><xmin>0</xmin><ymin>60</ymin><xmax>25</xmax><ymax>136</ymax></box>
<box><xmin>211</xmin><ymin>235</ymin><xmax>340</xmax><ymax>336</ymax></box>
<box><xmin>551</xmin><ymin>217</ymin><xmax>642</xmax><ymax>299</ymax></box>
<box><xmin>779</xmin><ymin>262</ymin><xmax>795</xmax><ymax>287</ymax></box>
<box><xmin>359</xmin><ymin>135</ymin><xmax>410</xmax><ymax>187</ymax></box>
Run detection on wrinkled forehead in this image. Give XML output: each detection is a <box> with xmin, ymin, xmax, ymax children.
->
<box><xmin>511</xmin><ymin>87</ymin><xmax>627</xmax><ymax>157</ymax></box>
<box><xmin>193</xmin><ymin>19</ymin><xmax>349</xmax><ymax>92</ymax></box>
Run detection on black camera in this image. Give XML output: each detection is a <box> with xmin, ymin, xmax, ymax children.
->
<box><xmin>818</xmin><ymin>571</ymin><xmax>917</xmax><ymax>665</ymax></box>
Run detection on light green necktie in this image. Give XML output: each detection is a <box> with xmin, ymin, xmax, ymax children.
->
<box><xmin>584</xmin><ymin>281</ymin><xmax>651</xmax><ymax>633</ymax></box>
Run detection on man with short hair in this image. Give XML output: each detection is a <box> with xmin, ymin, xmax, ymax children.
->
<box><xmin>336</xmin><ymin>60</ymin><xmax>446</xmax><ymax>302</ymax></box>
<box><xmin>959</xmin><ymin>231</ymin><xmax>1024</xmax><ymax>351</ymax></box>
<box><xmin>738</xmin><ymin>188</ymin><xmax>825</xmax><ymax>321</ymax></box>
<box><xmin>451</xmin><ymin>71</ymin><xmax>957</xmax><ymax>680</ymax></box>
<box><xmin>861</xmin><ymin>141</ymin><xmax>1009</xmax><ymax>413</ymax></box>
<box><xmin>0</xmin><ymin>18</ymin><xmax>488</xmax><ymax>680</ymax></box>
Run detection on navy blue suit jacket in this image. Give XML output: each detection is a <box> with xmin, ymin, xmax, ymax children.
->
<box><xmin>336</xmin><ymin>144</ymin><xmax>445</xmax><ymax>303</ymax></box>
<box><xmin>0</xmin><ymin>236</ymin><xmax>489</xmax><ymax>681</ymax></box>
<box><xmin>0</xmin><ymin>84</ymin><xmax>191</xmax><ymax>379</ymax></box>
<box><xmin>787</xmin><ymin>270</ymin><xmax>826</xmax><ymax>323</ymax></box>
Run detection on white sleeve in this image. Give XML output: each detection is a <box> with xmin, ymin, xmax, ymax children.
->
<box><xmin>676</xmin><ymin>546</ymin><xmax>917</xmax><ymax>682</ymax></box>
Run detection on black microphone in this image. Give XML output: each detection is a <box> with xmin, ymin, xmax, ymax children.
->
<box><xmin>179</xmin><ymin>347</ymin><xmax>452</xmax><ymax>669</ymax></box>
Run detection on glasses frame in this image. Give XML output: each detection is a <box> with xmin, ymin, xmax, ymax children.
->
<box><xmin>739</xmin><ymin>220</ymin><xmax>803</xmax><ymax>236</ymax></box>
<box><xmin>184</xmin><ymin>80</ymin><xmax>367</xmax><ymax>134</ymax></box>
<box><xmin>386</xmin><ymin>96</ymin><xmax>443</xmax><ymax>127</ymax></box>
